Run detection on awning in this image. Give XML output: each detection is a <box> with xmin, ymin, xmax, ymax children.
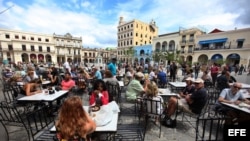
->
<box><xmin>237</xmin><ymin>39</ymin><xmax>245</xmax><ymax>42</ymax></box>
<box><xmin>199</xmin><ymin>38</ymin><xmax>228</xmax><ymax>44</ymax></box>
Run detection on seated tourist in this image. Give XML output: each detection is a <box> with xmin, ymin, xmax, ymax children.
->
<box><xmin>103</xmin><ymin>70</ymin><xmax>118</xmax><ymax>84</ymax></box>
<box><xmin>126</xmin><ymin>72</ymin><xmax>148</xmax><ymax>101</ymax></box>
<box><xmin>48</xmin><ymin>66</ymin><xmax>59</xmax><ymax>86</ymax></box>
<box><xmin>56</xmin><ymin>96</ymin><xmax>96</xmax><ymax>141</ymax></box>
<box><xmin>215</xmin><ymin>82</ymin><xmax>250</xmax><ymax>124</ymax></box>
<box><xmin>157</xmin><ymin>69</ymin><xmax>167</xmax><ymax>88</ymax></box>
<box><xmin>23</xmin><ymin>70</ymin><xmax>35</xmax><ymax>83</ymax></box>
<box><xmin>143</xmin><ymin>81</ymin><xmax>164</xmax><ymax>123</ymax></box>
<box><xmin>3</xmin><ymin>67</ymin><xmax>14</xmax><ymax>81</ymax></box>
<box><xmin>179</xmin><ymin>77</ymin><xmax>195</xmax><ymax>98</ymax></box>
<box><xmin>165</xmin><ymin>78</ymin><xmax>208</xmax><ymax>120</ymax></box>
<box><xmin>89</xmin><ymin>79</ymin><xmax>109</xmax><ymax>106</ymax></box>
<box><xmin>21</xmin><ymin>78</ymin><xmax>43</xmax><ymax>96</ymax></box>
<box><xmin>61</xmin><ymin>72</ymin><xmax>76</xmax><ymax>90</ymax></box>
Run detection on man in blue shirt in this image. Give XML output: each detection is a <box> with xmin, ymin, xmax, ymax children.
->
<box><xmin>108</xmin><ymin>58</ymin><xmax>117</xmax><ymax>77</ymax></box>
<box><xmin>93</xmin><ymin>67</ymin><xmax>102</xmax><ymax>79</ymax></box>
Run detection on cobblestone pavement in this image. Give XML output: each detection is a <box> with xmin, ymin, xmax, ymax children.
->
<box><xmin>0</xmin><ymin>69</ymin><xmax>249</xmax><ymax>141</ymax></box>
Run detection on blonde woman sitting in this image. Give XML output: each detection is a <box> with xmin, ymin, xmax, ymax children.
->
<box><xmin>143</xmin><ymin>81</ymin><xmax>164</xmax><ymax>124</ymax></box>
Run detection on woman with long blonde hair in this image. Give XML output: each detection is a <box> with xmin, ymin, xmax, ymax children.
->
<box><xmin>56</xmin><ymin>96</ymin><xmax>96</xmax><ymax>140</ymax></box>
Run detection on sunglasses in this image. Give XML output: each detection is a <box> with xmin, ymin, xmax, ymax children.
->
<box><xmin>233</xmin><ymin>85</ymin><xmax>241</xmax><ymax>90</ymax></box>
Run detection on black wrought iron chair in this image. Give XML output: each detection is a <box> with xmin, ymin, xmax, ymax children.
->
<box><xmin>181</xmin><ymin>94</ymin><xmax>210</xmax><ymax>129</ymax></box>
<box><xmin>0</xmin><ymin>101</ymin><xmax>30</xmax><ymax>141</ymax></box>
<box><xmin>26</xmin><ymin>105</ymin><xmax>55</xmax><ymax>141</ymax></box>
<box><xmin>195</xmin><ymin>114</ymin><xmax>226</xmax><ymax>141</ymax></box>
<box><xmin>106</xmin><ymin>81</ymin><xmax>121</xmax><ymax>104</ymax></box>
<box><xmin>141</xmin><ymin>97</ymin><xmax>164</xmax><ymax>138</ymax></box>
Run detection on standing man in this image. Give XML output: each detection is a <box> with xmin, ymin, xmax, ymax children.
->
<box><xmin>170</xmin><ymin>61</ymin><xmax>177</xmax><ymax>82</ymax></box>
<box><xmin>108</xmin><ymin>57</ymin><xmax>117</xmax><ymax>77</ymax></box>
<box><xmin>63</xmin><ymin>58</ymin><xmax>71</xmax><ymax>73</ymax></box>
<box><xmin>210</xmin><ymin>62</ymin><xmax>219</xmax><ymax>86</ymax></box>
<box><xmin>194</xmin><ymin>63</ymin><xmax>200</xmax><ymax>79</ymax></box>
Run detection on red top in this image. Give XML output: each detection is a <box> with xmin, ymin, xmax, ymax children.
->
<box><xmin>210</xmin><ymin>66</ymin><xmax>219</xmax><ymax>74</ymax></box>
<box><xmin>89</xmin><ymin>91</ymin><xmax>109</xmax><ymax>106</ymax></box>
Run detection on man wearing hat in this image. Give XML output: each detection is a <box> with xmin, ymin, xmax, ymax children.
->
<box><xmin>165</xmin><ymin>78</ymin><xmax>208</xmax><ymax>119</ymax></box>
<box><xmin>126</xmin><ymin>72</ymin><xmax>146</xmax><ymax>101</ymax></box>
<box><xmin>108</xmin><ymin>58</ymin><xmax>117</xmax><ymax>77</ymax></box>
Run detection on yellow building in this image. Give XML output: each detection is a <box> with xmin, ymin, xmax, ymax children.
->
<box><xmin>117</xmin><ymin>17</ymin><xmax>158</xmax><ymax>63</ymax></box>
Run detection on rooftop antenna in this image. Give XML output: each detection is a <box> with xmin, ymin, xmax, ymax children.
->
<box><xmin>0</xmin><ymin>5</ymin><xmax>14</xmax><ymax>15</ymax></box>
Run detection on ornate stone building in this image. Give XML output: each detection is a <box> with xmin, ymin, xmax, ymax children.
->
<box><xmin>117</xmin><ymin>17</ymin><xmax>158</xmax><ymax>63</ymax></box>
<box><xmin>0</xmin><ymin>28</ymin><xmax>113</xmax><ymax>66</ymax></box>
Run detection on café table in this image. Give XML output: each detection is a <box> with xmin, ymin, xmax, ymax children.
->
<box><xmin>158</xmin><ymin>88</ymin><xmax>179</xmax><ymax>101</ymax></box>
<box><xmin>50</xmin><ymin>101</ymin><xmax>120</xmax><ymax>139</ymax></box>
<box><xmin>168</xmin><ymin>82</ymin><xmax>186</xmax><ymax>93</ymax></box>
<box><xmin>17</xmin><ymin>89</ymin><xmax>68</xmax><ymax>102</ymax></box>
<box><xmin>221</xmin><ymin>102</ymin><xmax>250</xmax><ymax>114</ymax></box>
<box><xmin>17</xmin><ymin>80</ymin><xmax>51</xmax><ymax>86</ymax></box>
<box><xmin>229</xmin><ymin>83</ymin><xmax>250</xmax><ymax>89</ymax></box>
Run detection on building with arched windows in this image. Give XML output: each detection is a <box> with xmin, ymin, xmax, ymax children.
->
<box><xmin>0</xmin><ymin>28</ymin><xmax>113</xmax><ymax>66</ymax></box>
<box><xmin>117</xmin><ymin>17</ymin><xmax>158</xmax><ymax>63</ymax></box>
<box><xmin>152</xmin><ymin>27</ymin><xmax>250</xmax><ymax>68</ymax></box>
<box><xmin>134</xmin><ymin>45</ymin><xmax>152</xmax><ymax>65</ymax></box>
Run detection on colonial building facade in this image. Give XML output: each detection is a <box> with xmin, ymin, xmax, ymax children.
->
<box><xmin>194</xmin><ymin>28</ymin><xmax>250</xmax><ymax>67</ymax></box>
<box><xmin>152</xmin><ymin>27</ymin><xmax>250</xmax><ymax>67</ymax></box>
<box><xmin>0</xmin><ymin>28</ymin><xmax>113</xmax><ymax>65</ymax></box>
<box><xmin>117</xmin><ymin>17</ymin><xmax>158</xmax><ymax>63</ymax></box>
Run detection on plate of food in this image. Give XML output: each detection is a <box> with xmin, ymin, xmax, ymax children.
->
<box><xmin>91</xmin><ymin>105</ymin><xmax>101</xmax><ymax>112</ymax></box>
<box><xmin>238</xmin><ymin>102</ymin><xmax>250</xmax><ymax>108</ymax></box>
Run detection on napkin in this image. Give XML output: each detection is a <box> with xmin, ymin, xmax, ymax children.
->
<box><xmin>92</xmin><ymin>104</ymin><xmax>113</xmax><ymax>126</ymax></box>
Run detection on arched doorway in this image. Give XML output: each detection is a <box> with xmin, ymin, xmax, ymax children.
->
<box><xmin>186</xmin><ymin>56</ymin><xmax>193</xmax><ymax>64</ymax></box>
<box><xmin>21</xmin><ymin>53</ymin><xmax>29</xmax><ymax>63</ymax></box>
<box><xmin>162</xmin><ymin>41</ymin><xmax>167</xmax><ymax>52</ymax></box>
<box><xmin>211</xmin><ymin>54</ymin><xmax>223</xmax><ymax>61</ymax></box>
<box><xmin>198</xmin><ymin>54</ymin><xmax>208</xmax><ymax>64</ymax></box>
<box><xmin>84</xmin><ymin>58</ymin><xmax>88</xmax><ymax>63</ymax></box>
<box><xmin>30</xmin><ymin>54</ymin><xmax>37</xmax><ymax>64</ymax></box>
<box><xmin>140</xmin><ymin>49</ymin><xmax>145</xmax><ymax>56</ymax></box>
<box><xmin>226</xmin><ymin>53</ymin><xmax>240</xmax><ymax>65</ymax></box>
<box><xmin>45</xmin><ymin>54</ymin><xmax>52</xmax><ymax>63</ymax></box>
<box><xmin>145</xmin><ymin>58</ymin><xmax>150</xmax><ymax>63</ymax></box>
<box><xmin>169</xmin><ymin>40</ymin><xmax>175</xmax><ymax>51</ymax></box>
<box><xmin>38</xmin><ymin>54</ymin><xmax>44</xmax><ymax>63</ymax></box>
<box><xmin>155</xmin><ymin>42</ymin><xmax>161</xmax><ymax>52</ymax></box>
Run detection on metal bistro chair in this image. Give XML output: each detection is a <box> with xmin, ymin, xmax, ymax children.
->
<box><xmin>106</xmin><ymin>81</ymin><xmax>121</xmax><ymax>104</ymax></box>
<box><xmin>0</xmin><ymin>101</ymin><xmax>30</xmax><ymax>141</ymax></box>
<box><xmin>137</xmin><ymin>98</ymin><xmax>164</xmax><ymax>138</ymax></box>
<box><xmin>181</xmin><ymin>94</ymin><xmax>210</xmax><ymax>129</ymax></box>
<box><xmin>195</xmin><ymin>114</ymin><xmax>226</xmax><ymax>141</ymax></box>
<box><xmin>26</xmin><ymin>105</ymin><xmax>55</xmax><ymax>141</ymax></box>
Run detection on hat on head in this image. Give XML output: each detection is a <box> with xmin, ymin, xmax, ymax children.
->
<box><xmin>5</xmin><ymin>67</ymin><xmax>11</xmax><ymax>70</ymax></box>
<box><xmin>185</xmin><ymin>77</ymin><xmax>193</xmax><ymax>81</ymax></box>
<box><xmin>192</xmin><ymin>78</ymin><xmax>204</xmax><ymax>83</ymax></box>
<box><xmin>135</xmin><ymin>72</ymin><xmax>144</xmax><ymax>78</ymax></box>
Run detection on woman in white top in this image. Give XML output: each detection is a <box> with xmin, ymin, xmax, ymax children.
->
<box><xmin>143</xmin><ymin>81</ymin><xmax>164</xmax><ymax>123</ymax></box>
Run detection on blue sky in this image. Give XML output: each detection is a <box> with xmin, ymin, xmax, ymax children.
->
<box><xmin>0</xmin><ymin>0</ymin><xmax>250</xmax><ymax>48</ymax></box>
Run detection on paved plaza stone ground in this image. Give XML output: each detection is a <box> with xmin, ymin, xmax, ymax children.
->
<box><xmin>0</xmin><ymin>69</ymin><xmax>249</xmax><ymax>141</ymax></box>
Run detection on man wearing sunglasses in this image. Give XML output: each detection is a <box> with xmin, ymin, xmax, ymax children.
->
<box><xmin>215</xmin><ymin>82</ymin><xmax>250</xmax><ymax>124</ymax></box>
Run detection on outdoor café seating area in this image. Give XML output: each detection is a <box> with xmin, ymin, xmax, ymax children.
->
<box><xmin>0</xmin><ymin>67</ymin><xmax>250</xmax><ymax>141</ymax></box>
